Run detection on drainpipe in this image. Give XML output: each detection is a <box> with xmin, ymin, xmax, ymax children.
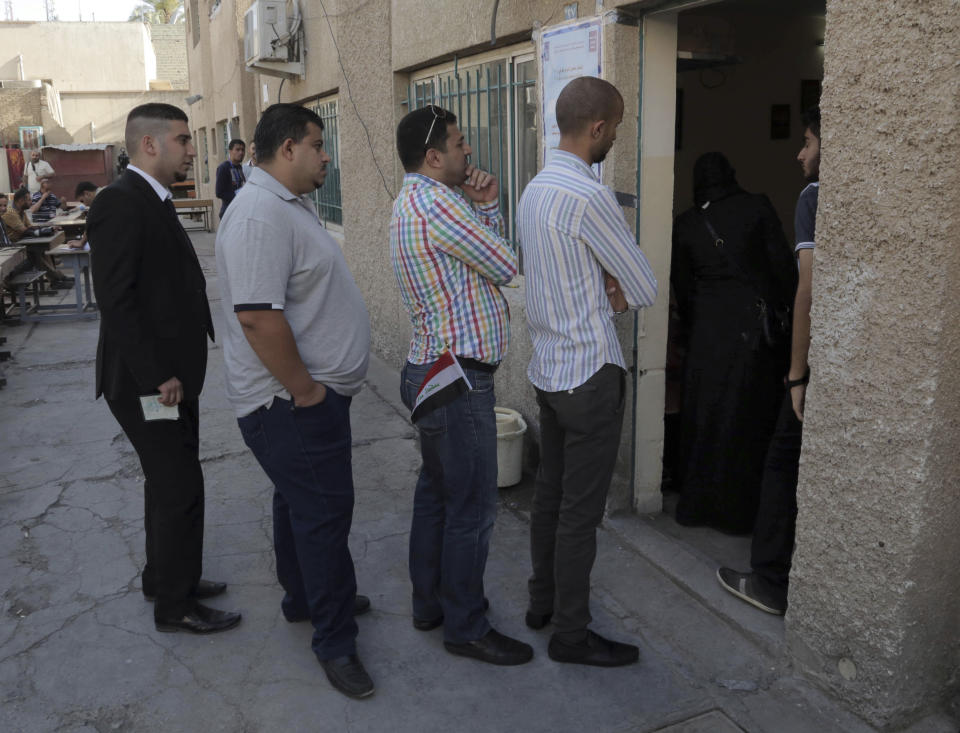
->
<box><xmin>17</xmin><ymin>53</ymin><xmax>24</xmax><ymax>80</ymax></box>
<box><xmin>630</xmin><ymin>28</ymin><xmax>645</xmax><ymax>505</ymax></box>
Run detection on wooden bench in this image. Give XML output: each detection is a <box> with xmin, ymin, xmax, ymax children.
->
<box><xmin>7</xmin><ymin>269</ymin><xmax>46</xmax><ymax>317</ymax></box>
<box><xmin>173</xmin><ymin>198</ymin><xmax>214</xmax><ymax>232</ymax></box>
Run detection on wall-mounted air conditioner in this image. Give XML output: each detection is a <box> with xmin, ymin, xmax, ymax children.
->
<box><xmin>243</xmin><ymin>0</ymin><xmax>304</xmax><ymax>79</ymax></box>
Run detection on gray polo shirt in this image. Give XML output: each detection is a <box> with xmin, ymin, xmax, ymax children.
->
<box><xmin>215</xmin><ymin>167</ymin><xmax>370</xmax><ymax>417</ymax></box>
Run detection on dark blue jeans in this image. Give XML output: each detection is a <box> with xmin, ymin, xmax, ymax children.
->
<box><xmin>401</xmin><ymin>360</ymin><xmax>498</xmax><ymax>644</ymax></box>
<box><xmin>237</xmin><ymin>392</ymin><xmax>358</xmax><ymax>660</ymax></box>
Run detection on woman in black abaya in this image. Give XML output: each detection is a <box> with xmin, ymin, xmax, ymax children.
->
<box><xmin>671</xmin><ymin>153</ymin><xmax>797</xmax><ymax>534</ymax></box>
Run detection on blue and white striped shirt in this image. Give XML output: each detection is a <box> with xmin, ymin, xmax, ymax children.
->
<box><xmin>518</xmin><ymin>151</ymin><xmax>657</xmax><ymax>392</ymax></box>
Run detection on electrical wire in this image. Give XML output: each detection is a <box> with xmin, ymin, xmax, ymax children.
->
<box><xmin>316</xmin><ymin>0</ymin><xmax>395</xmax><ymax>200</ymax></box>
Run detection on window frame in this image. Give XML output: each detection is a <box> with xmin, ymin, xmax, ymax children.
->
<box><xmin>306</xmin><ymin>95</ymin><xmax>343</xmax><ymax>231</ymax></box>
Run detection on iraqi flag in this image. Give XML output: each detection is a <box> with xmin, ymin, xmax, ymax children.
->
<box><xmin>411</xmin><ymin>350</ymin><xmax>472</xmax><ymax>422</ymax></box>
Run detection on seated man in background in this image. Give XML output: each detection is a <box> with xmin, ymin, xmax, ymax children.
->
<box><xmin>3</xmin><ymin>188</ymin><xmax>69</xmax><ymax>284</ymax></box>
<box><xmin>29</xmin><ymin>176</ymin><xmax>67</xmax><ymax>224</ymax></box>
<box><xmin>0</xmin><ymin>194</ymin><xmax>12</xmax><ymax>246</ymax></box>
<box><xmin>68</xmin><ymin>181</ymin><xmax>98</xmax><ymax>249</ymax></box>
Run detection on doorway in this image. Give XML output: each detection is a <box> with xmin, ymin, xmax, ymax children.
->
<box><xmin>634</xmin><ymin>0</ymin><xmax>825</xmax><ymax>567</ymax></box>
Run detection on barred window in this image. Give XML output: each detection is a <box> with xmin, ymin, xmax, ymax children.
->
<box><xmin>307</xmin><ymin>97</ymin><xmax>342</xmax><ymax>227</ymax></box>
<box><xmin>406</xmin><ymin>45</ymin><xmax>538</xmax><ymax>244</ymax></box>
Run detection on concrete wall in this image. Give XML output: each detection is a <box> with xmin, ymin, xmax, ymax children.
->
<box><xmin>0</xmin><ymin>22</ymin><xmax>154</xmax><ymax>91</ymax></box>
<box><xmin>785</xmin><ymin>0</ymin><xmax>960</xmax><ymax>727</ymax></box>
<box><xmin>60</xmin><ymin>90</ymin><xmax>191</xmax><ymax>146</ymax></box>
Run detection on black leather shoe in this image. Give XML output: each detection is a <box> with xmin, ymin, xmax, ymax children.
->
<box><xmin>547</xmin><ymin>630</ymin><xmax>639</xmax><ymax>667</ymax></box>
<box><xmin>444</xmin><ymin>628</ymin><xmax>533</xmax><ymax>666</ymax></box>
<box><xmin>319</xmin><ymin>654</ymin><xmax>374</xmax><ymax>699</ymax></box>
<box><xmin>144</xmin><ymin>579</ymin><xmax>227</xmax><ymax>602</ymax></box>
<box><xmin>284</xmin><ymin>595</ymin><xmax>372</xmax><ymax>623</ymax></box>
<box><xmin>155</xmin><ymin>602</ymin><xmax>242</xmax><ymax>634</ymax></box>
<box><xmin>413</xmin><ymin>597</ymin><xmax>489</xmax><ymax>631</ymax></box>
<box><xmin>525</xmin><ymin>610</ymin><xmax>553</xmax><ymax>629</ymax></box>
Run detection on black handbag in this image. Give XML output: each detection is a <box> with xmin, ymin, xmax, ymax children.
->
<box><xmin>699</xmin><ymin>208</ymin><xmax>791</xmax><ymax>349</ymax></box>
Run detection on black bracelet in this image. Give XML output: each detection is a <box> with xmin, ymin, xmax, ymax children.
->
<box><xmin>785</xmin><ymin>369</ymin><xmax>810</xmax><ymax>389</ymax></box>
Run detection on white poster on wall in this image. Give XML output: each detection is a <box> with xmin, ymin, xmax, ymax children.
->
<box><xmin>539</xmin><ymin>17</ymin><xmax>603</xmax><ymax>168</ymax></box>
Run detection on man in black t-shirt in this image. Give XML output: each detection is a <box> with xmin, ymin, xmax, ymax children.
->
<box><xmin>717</xmin><ymin>107</ymin><xmax>821</xmax><ymax>615</ymax></box>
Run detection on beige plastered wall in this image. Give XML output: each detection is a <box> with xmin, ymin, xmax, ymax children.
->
<box><xmin>60</xmin><ymin>90</ymin><xmax>192</xmax><ymax>146</ymax></box>
<box><xmin>185</xmin><ymin>0</ymin><xmax>668</xmax><ymax>506</ymax></box>
<box><xmin>0</xmin><ymin>22</ymin><xmax>153</xmax><ymax>92</ymax></box>
<box><xmin>785</xmin><ymin>0</ymin><xmax>960</xmax><ymax>727</ymax></box>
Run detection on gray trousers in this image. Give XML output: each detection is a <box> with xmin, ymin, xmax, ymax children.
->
<box><xmin>528</xmin><ymin>363</ymin><xmax>626</xmax><ymax>637</ymax></box>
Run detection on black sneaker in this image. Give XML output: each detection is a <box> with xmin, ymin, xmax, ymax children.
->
<box><xmin>319</xmin><ymin>654</ymin><xmax>375</xmax><ymax>699</ymax></box>
<box><xmin>716</xmin><ymin>568</ymin><xmax>786</xmax><ymax>615</ymax></box>
<box><xmin>547</xmin><ymin>630</ymin><xmax>639</xmax><ymax>667</ymax></box>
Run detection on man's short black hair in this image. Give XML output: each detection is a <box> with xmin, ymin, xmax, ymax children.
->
<box><xmin>0</xmin><ymin>193</ymin><xmax>7</xmax><ymax>201</ymax></box>
<box><xmin>556</xmin><ymin>77</ymin><xmax>623</xmax><ymax>136</ymax></box>
<box><xmin>125</xmin><ymin>103</ymin><xmax>188</xmax><ymax>151</ymax></box>
<box><xmin>13</xmin><ymin>188</ymin><xmax>29</xmax><ymax>205</ymax></box>
<box><xmin>802</xmin><ymin>106</ymin><xmax>821</xmax><ymax>141</ymax></box>
<box><xmin>75</xmin><ymin>181</ymin><xmax>97</xmax><ymax>198</ymax></box>
<box><xmin>228</xmin><ymin>138</ymin><xmax>245</xmax><ymax>151</ymax></box>
<box><xmin>396</xmin><ymin>105</ymin><xmax>458</xmax><ymax>172</ymax></box>
<box><xmin>253</xmin><ymin>104</ymin><xmax>324</xmax><ymax>164</ymax></box>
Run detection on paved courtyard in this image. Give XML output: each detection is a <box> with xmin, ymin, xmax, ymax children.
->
<box><xmin>0</xmin><ymin>231</ymin><xmax>938</xmax><ymax>732</ymax></box>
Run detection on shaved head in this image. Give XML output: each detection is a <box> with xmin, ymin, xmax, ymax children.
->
<box><xmin>125</xmin><ymin>103</ymin><xmax>188</xmax><ymax>155</ymax></box>
<box><xmin>556</xmin><ymin>77</ymin><xmax>623</xmax><ymax>135</ymax></box>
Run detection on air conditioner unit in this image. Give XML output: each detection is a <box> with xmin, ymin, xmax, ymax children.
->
<box><xmin>244</xmin><ymin>0</ymin><xmax>289</xmax><ymax>63</ymax></box>
<box><xmin>243</xmin><ymin>0</ymin><xmax>305</xmax><ymax>79</ymax></box>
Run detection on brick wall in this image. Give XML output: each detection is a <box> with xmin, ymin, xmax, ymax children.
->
<box><xmin>0</xmin><ymin>87</ymin><xmax>42</xmax><ymax>147</ymax></box>
<box><xmin>150</xmin><ymin>24</ymin><xmax>189</xmax><ymax>90</ymax></box>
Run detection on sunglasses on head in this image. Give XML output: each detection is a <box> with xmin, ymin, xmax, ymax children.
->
<box><xmin>424</xmin><ymin>105</ymin><xmax>447</xmax><ymax>148</ymax></box>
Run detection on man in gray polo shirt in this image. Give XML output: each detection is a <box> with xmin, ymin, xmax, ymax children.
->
<box><xmin>215</xmin><ymin>104</ymin><xmax>374</xmax><ymax>699</ymax></box>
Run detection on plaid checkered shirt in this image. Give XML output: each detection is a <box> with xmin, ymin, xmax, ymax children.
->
<box><xmin>390</xmin><ymin>173</ymin><xmax>518</xmax><ymax>366</ymax></box>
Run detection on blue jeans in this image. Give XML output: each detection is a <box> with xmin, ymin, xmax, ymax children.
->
<box><xmin>237</xmin><ymin>392</ymin><xmax>358</xmax><ymax>660</ymax></box>
<box><xmin>401</xmin><ymin>360</ymin><xmax>498</xmax><ymax>644</ymax></box>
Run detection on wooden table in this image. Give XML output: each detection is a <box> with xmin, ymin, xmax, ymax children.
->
<box><xmin>173</xmin><ymin>198</ymin><xmax>213</xmax><ymax>232</ymax></box>
<box><xmin>47</xmin><ymin>209</ymin><xmax>88</xmax><ymax>235</ymax></box>
<box><xmin>0</xmin><ymin>247</ymin><xmax>26</xmax><ymax>280</ymax></box>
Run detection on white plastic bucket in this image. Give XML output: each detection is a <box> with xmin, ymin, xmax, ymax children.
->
<box><xmin>495</xmin><ymin>407</ymin><xmax>527</xmax><ymax>487</ymax></box>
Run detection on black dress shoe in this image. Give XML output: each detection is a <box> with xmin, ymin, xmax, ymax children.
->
<box><xmin>525</xmin><ymin>610</ymin><xmax>553</xmax><ymax>629</ymax></box>
<box><xmin>319</xmin><ymin>654</ymin><xmax>374</xmax><ymax>699</ymax></box>
<box><xmin>284</xmin><ymin>595</ymin><xmax>372</xmax><ymax>623</ymax></box>
<box><xmin>155</xmin><ymin>602</ymin><xmax>242</xmax><ymax>634</ymax></box>
<box><xmin>547</xmin><ymin>630</ymin><xmax>639</xmax><ymax>667</ymax></box>
<box><xmin>144</xmin><ymin>579</ymin><xmax>227</xmax><ymax>602</ymax></box>
<box><xmin>444</xmin><ymin>628</ymin><xmax>533</xmax><ymax>666</ymax></box>
<box><xmin>413</xmin><ymin>597</ymin><xmax>489</xmax><ymax>631</ymax></box>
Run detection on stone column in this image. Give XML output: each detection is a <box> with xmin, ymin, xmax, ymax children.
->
<box><xmin>786</xmin><ymin>1</ymin><xmax>960</xmax><ymax>727</ymax></box>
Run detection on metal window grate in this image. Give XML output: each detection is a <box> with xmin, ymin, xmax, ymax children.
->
<box><xmin>403</xmin><ymin>55</ymin><xmax>537</xmax><ymax>245</ymax></box>
<box><xmin>308</xmin><ymin>99</ymin><xmax>342</xmax><ymax>226</ymax></box>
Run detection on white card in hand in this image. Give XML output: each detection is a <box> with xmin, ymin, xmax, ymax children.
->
<box><xmin>140</xmin><ymin>395</ymin><xmax>180</xmax><ymax>421</ymax></box>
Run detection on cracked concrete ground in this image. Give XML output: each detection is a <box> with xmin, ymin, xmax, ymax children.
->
<box><xmin>1</xmin><ymin>231</ymin><xmax>943</xmax><ymax>733</ymax></box>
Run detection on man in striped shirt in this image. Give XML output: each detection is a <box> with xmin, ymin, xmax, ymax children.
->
<box><xmin>391</xmin><ymin>105</ymin><xmax>532</xmax><ymax>666</ymax></box>
<box><xmin>518</xmin><ymin>77</ymin><xmax>657</xmax><ymax>667</ymax></box>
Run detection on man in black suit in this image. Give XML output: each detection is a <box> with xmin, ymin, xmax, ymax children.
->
<box><xmin>88</xmin><ymin>103</ymin><xmax>241</xmax><ymax>634</ymax></box>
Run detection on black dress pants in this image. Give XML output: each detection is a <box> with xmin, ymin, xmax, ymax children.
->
<box><xmin>750</xmin><ymin>391</ymin><xmax>804</xmax><ymax>605</ymax></box>
<box><xmin>529</xmin><ymin>364</ymin><xmax>626</xmax><ymax>637</ymax></box>
<box><xmin>107</xmin><ymin>396</ymin><xmax>204</xmax><ymax>618</ymax></box>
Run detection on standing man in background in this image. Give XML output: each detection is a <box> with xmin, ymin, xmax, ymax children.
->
<box><xmin>23</xmin><ymin>150</ymin><xmax>54</xmax><ymax>194</ymax></box>
<box><xmin>215</xmin><ymin>138</ymin><xmax>246</xmax><ymax>219</ymax></box>
<box><xmin>518</xmin><ymin>76</ymin><xmax>657</xmax><ymax>667</ymax></box>
<box><xmin>89</xmin><ymin>102</ymin><xmax>240</xmax><ymax>636</ymax></box>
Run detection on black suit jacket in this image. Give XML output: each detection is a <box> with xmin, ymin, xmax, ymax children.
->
<box><xmin>88</xmin><ymin>170</ymin><xmax>214</xmax><ymax>401</ymax></box>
